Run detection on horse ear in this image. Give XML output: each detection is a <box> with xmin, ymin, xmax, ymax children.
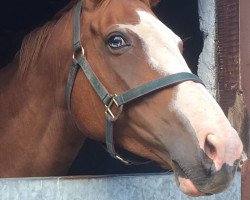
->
<box><xmin>149</xmin><ymin>0</ymin><xmax>160</xmax><ymax>7</ymax></box>
<box><xmin>83</xmin><ymin>0</ymin><xmax>102</xmax><ymax>10</ymax></box>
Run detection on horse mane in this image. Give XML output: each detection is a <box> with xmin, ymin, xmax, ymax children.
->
<box><xmin>18</xmin><ymin>1</ymin><xmax>77</xmax><ymax>77</ymax></box>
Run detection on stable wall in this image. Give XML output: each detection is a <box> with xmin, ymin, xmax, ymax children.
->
<box><xmin>197</xmin><ymin>0</ymin><xmax>217</xmax><ymax>98</ymax></box>
<box><xmin>0</xmin><ymin>173</ymin><xmax>241</xmax><ymax>200</ymax></box>
<box><xmin>197</xmin><ymin>1</ymin><xmax>242</xmax><ymax>198</ymax></box>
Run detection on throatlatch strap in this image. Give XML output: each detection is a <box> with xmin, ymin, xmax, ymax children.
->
<box><xmin>66</xmin><ymin>0</ymin><xmax>110</xmax><ymax>111</ymax></box>
<box><xmin>65</xmin><ymin>59</ymin><xmax>79</xmax><ymax>112</ymax></box>
<box><xmin>73</xmin><ymin>0</ymin><xmax>83</xmax><ymax>52</ymax></box>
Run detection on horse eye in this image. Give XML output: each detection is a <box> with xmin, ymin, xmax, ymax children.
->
<box><xmin>107</xmin><ymin>35</ymin><xmax>129</xmax><ymax>49</ymax></box>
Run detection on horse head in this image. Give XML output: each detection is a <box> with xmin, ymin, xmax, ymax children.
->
<box><xmin>68</xmin><ymin>0</ymin><xmax>243</xmax><ymax>196</ymax></box>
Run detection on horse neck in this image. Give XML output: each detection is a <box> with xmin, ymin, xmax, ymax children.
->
<box><xmin>0</xmin><ymin>8</ymin><xmax>85</xmax><ymax>177</ymax></box>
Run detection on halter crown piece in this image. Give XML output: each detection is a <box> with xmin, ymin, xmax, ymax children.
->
<box><xmin>65</xmin><ymin>0</ymin><xmax>204</xmax><ymax>165</ymax></box>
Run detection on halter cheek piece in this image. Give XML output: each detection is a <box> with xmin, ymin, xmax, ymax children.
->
<box><xmin>65</xmin><ymin>0</ymin><xmax>204</xmax><ymax>165</ymax></box>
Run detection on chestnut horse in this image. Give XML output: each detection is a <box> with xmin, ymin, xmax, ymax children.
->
<box><xmin>0</xmin><ymin>0</ymin><xmax>243</xmax><ymax>197</ymax></box>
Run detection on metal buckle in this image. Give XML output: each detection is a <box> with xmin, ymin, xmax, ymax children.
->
<box><xmin>115</xmin><ymin>155</ymin><xmax>130</xmax><ymax>165</ymax></box>
<box><xmin>72</xmin><ymin>46</ymin><xmax>84</xmax><ymax>59</ymax></box>
<box><xmin>105</xmin><ymin>95</ymin><xmax>123</xmax><ymax>121</ymax></box>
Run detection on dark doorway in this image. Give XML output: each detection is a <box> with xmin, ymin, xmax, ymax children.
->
<box><xmin>0</xmin><ymin>0</ymin><xmax>203</xmax><ymax>175</ymax></box>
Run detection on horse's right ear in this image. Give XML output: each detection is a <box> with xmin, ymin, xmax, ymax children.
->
<box><xmin>83</xmin><ymin>0</ymin><xmax>102</xmax><ymax>11</ymax></box>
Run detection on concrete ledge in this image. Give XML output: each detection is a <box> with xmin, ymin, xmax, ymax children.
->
<box><xmin>0</xmin><ymin>173</ymin><xmax>240</xmax><ymax>200</ymax></box>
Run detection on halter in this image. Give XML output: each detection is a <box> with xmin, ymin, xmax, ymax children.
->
<box><xmin>65</xmin><ymin>0</ymin><xmax>204</xmax><ymax>165</ymax></box>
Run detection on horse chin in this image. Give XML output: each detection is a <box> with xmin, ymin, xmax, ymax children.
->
<box><xmin>177</xmin><ymin>177</ymin><xmax>204</xmax><ymax>197</ymax></box>
<box><xmin>157</xmin><ymin>160</ymin><xmax>204</xmax><ymax>196</ymax></box>
<box><xmin>171</xmin><ymin>161</ymin><xmax>205</xmax><ymax>197</ymax></box>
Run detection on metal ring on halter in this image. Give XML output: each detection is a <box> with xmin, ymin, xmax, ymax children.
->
<box><xmin>105</xmin><ymin>94</ymin><xmax>124</xmax><ymax>121</ymax></box>
<box><xmin>115</xmin><ymin>155</ymin><xmax>131</xmax><ymax>165</ymax></box>
<box><xmin>73</xmin><ymin>46</ymin><xmax>85</xmax><ymax>59</ymax></box>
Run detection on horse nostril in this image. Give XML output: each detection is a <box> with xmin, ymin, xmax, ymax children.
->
<box><xmin>205</xmin><ymin>135</ymin><xmax>217</xmax><ymax>160</ymax></box>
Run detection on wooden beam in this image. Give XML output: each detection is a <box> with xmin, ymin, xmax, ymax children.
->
<box><xmin>240</xmin><ymin>0</ymin><xmax>250</xmax><ymax>199</ymax></box>
<box><xmin>239</xmin><ymin>0</ymin><xmax>250</xmax><ymax>138</ymax></box>
<box><xmin>217</xmin><ymin>0</ymin><xmax>250</xmax><ymax>198</ymax></box>
<box><xmin>242</xmin><ymin>161</ymin><xmax>250</xmax><ymax>200</ymax></box>
<box><xmin>217</xmin><ymin>0</ymin><xmax>239</xmax><ymax>115</ymax></box>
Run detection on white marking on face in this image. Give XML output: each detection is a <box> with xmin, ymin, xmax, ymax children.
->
<box><xmin>170</xmin><ymin>81</ymin><xmax>242</xmax><ymax>169</ymax></box>
<box><xmin>118</xmin><ymin>11</ymin><xmax>229</xmax><ymax>133</ymax></box>
<box><xmin>118</xmin><ymin>10</ymin><xmax>242</xmax><ymax>169</ymax></box>
<box><xmin>119</xmin><ymin>10</ymin><xmax>190</xmax><ymax>75</ymax></box>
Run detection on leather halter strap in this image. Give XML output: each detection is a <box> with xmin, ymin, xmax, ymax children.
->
<box><xmin>65</xmin><ymin>0</ymin><xmax>204</xmax><ymax>165</ymax></box>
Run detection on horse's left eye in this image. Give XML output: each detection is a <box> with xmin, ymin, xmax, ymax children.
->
<box><xmin>107</xmin><ymin>35</ymin><xmax>129</xmax><ymax>49</ymax></box>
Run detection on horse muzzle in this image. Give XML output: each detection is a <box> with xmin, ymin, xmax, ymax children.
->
<box><xmin>173</xmin><ymin>157</ymin><xmax>239</xmax><ymax>196</ymax></box>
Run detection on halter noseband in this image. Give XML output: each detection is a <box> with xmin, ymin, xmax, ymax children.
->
<box><xmin>65</xmin><ymin>0</ymin><xmax>204</xmax><ymax>165</ymax></box>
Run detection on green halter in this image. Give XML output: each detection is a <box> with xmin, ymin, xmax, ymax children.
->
<box><xmin>65</xmin><ymin>0</ymin><xmax>204</xmax><ymax>165</ymax></box>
